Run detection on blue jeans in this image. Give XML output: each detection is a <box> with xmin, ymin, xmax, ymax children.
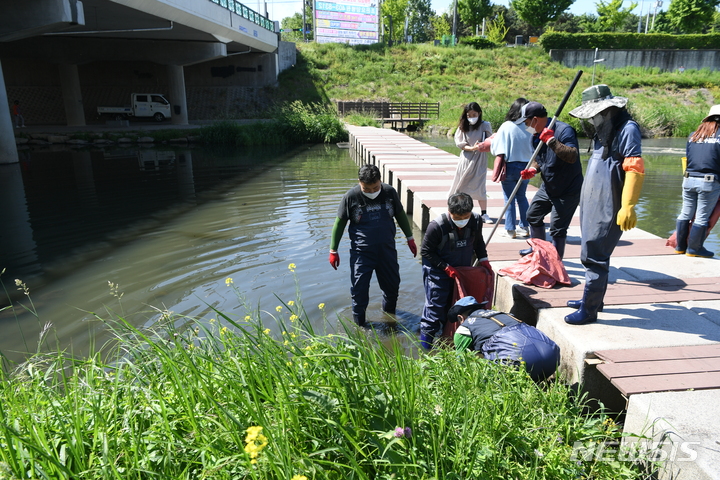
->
<box><xmin>501</xmin><ymin>162</ymin><xmax>529</xmax><ymax>231</ymax></box>
<box><xmin>677</xmin><ymin>176</ymin><xmax>720</xmax><ymax>226</ymax></box>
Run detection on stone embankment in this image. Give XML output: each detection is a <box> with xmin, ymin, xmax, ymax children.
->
<box><xmin>15</xmin><ymin>133</ymin><xmax>201</xmax><ymax>146</ymax></box>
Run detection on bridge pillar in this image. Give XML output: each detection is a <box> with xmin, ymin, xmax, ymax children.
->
<box><xmin>59</xmin><ymin>64</ymin><xmax>85</xmax><ymax>126</ymax></box>
<box><xmin>0</xmin><ymin>60</ymin><xmax>19</xmax><ymax>165</ymax></box>
<box><xmin>167</xmin><ymin>64</ymin><xmax>188</xmax><ymax>125</ymax></box>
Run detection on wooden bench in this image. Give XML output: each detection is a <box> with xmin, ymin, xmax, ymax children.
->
<box><xmin>337</xmin><ymin>101</ymin><xmax>440</xmax><ymax>130</ymax></box>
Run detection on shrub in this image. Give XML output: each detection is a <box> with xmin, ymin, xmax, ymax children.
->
<box><xmin>539</xmin><ymin>32</ymin><xmax>720</xmax><ymax>51</ymax></box>
<box><xmin>461</xmin><ymin>36</ymin><xmax>498</xmax><ymax>50</ymax></box>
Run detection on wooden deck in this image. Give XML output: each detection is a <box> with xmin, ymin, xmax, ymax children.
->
<box><xmin>593</xmin><ymin>344</ymin><xmax>720</xmax><ymax>396</ymax></box>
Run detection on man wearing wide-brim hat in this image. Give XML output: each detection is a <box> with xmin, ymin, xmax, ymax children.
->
<box><xmin>564</xmin><ymin>84</ymin><xmax>645</xmax><ymax>325</ymax></box>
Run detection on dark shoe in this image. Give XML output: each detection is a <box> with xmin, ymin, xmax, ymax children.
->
<box><xmin>564</xmin><ymin>305</ymin><xmax>598</xmax><ymax>325</ymax></box>
<box><xmin>382</xmin><ymin>298</ymin><xmax>397</xmax><ymax>315</ymax></box>
<box><xmin>551</xmin><ymin>236</ymin><xmax>566</xmax><ymax>260</ymax></box>
<box><xmin>519</xmin><ymin>247</ymin><xmax>533</xmax><ymax>256</ymax></box>
<box><xmin>674</xmin><ymin>219</ymin><xmax>690</xmax><ymax>254</ymax></box>
<box><xmin>353</xmin><ymin>312</ymin><xmax>367</xmax><ymax>327</ymax></box>
<box><xmin>566</xmin><ymin>299</ymin><xmax>603</xmax><ymax>312</ymax></box>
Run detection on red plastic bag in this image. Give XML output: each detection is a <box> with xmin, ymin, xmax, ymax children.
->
<box><xmin>497</xmin><ymin>238</ymin><xmax>571</xmax><ymax>289</ymax></box>
<box><xmin>441</xmin><ymin>264</ymin><xmax>494</xmax><ymax>339</ymax></box>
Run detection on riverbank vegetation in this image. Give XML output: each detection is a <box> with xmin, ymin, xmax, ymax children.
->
<box><xmin>199</xmin><ymin>101</ymin><xmax>348</xmax><ymax>146</ymax></box>
<box><xmin>0</xmin><ymin>276</ymin><xmax>655</xmax><ymax>479</ymax></box>
<box><xmin>276</xmin><ymin>42</ymin><xmax>718</xmax><ymax>137</ymax></box>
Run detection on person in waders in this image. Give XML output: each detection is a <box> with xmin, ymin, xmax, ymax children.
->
<box><xmin>329</xmin><ymin>164</ymin><xmax>417</xmax><ymax>327</ymax></box>
<box><xmin>518</xmin><ymin>101</ymin><xmax>583</xmax><ymax>260</ymax></box>
<box><xmin>673</xmin><ymin>105</ymin><xmax>720</xmax><ymax>258</ymax></box>
<box><xmin>565</xmin><ymin>84</ymin><xmax>644</xmax><ymax>325</ymax></box>
<box><xmin>419</xmin><ymin>192</ymin><xmax>490</xmax><ymax>349</ymax></box>
<box><xmin>450</xmin><ymin>296</ymin><xmax>560</xmax><ymax>382</ymax></box>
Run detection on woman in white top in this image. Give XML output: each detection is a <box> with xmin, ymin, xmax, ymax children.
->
<box><xmin>449</xmin><ymin>102</ymin><xmax>494</xmax><ymax>224</ymax></box>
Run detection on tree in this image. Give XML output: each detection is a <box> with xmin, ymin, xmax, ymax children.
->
<box><xmin>381</xmin><ymin>0</ymin><xmax>410</xmax><ymax>44</ymax></box>
<box><xmin>430</xmin><ymin>13</ymin><xmax>452</xmax><ymax>39</ymax></box>
<box><xmin>666</xmin><ymin>0</ymin><xmax>720</xmax><ymax>33</ymax></box>
<box><xmin>510</xmin><ymin>0</ymin><xmax>575</xmax><ymax>28</ymax></box>
<box><xmin>406</xmin><ymin>0</ymin><xmax>434</xmax><ymax>42</ymax></box>
<box><xmin>458</xmin><ymin>0</ymin><xmax>493</xmax><ymax>35</ymax></box>
<box><xmin>281</xmin><ymin>13</ymin><xmax>304</xmax><ymax>42</ymax></box>
<box><xmin>595</xmin><ymin>0</ymin><xmax>639</xmax><ymax>31</ymax></box>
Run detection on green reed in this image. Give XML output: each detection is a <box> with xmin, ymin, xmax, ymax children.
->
<box><xmin>0</xmin><ymin>273</ymin><xmax>655</xmax><ymax>479</ymax></box>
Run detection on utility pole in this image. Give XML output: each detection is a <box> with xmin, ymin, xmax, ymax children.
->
<box><xmin>651</xmin><ymin>0</ymin><xmax>662</xmax><ymax>31</ymax></box>
<box><xmin>452</xmin><ymin>0</ymin><xmax>458</xmax><ymax>39</ymax></box>
<box><xmin>637</xmin><ymin>1</ymin><xmax>643</xmax><ymax>33</ymax></box>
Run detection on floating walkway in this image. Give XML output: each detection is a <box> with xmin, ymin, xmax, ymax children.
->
<box><xmin>347</xmin><ymin>125</ymin><xmax>720</xmax><ymax>480</ymax></box>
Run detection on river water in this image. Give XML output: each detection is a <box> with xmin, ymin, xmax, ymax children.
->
<box><xmin>0</xmin><ymin>136</ymin><xmax>701</xmax><ymax>363</ymax></box>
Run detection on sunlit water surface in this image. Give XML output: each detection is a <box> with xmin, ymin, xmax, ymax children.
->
<box><xmin>0</xmin><ymin>136</ymin><xmax>698</xmax><ymax>362</ymax></box>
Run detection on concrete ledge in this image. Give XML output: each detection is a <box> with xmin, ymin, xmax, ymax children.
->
<box><xmin>623</xmin><ymin>389</ymin><xmax>720</xmax><ymax>480</ymax></box>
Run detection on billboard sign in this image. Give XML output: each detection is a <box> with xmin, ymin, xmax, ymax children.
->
<box><xmin>315</xmin><ymin>0</ymin><xmax>379</xmax><ymax>45</ymax></box>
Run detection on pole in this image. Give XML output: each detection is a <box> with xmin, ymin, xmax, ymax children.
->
<box><xmin>591</xmin><ymin>48</ymin><xmax>598</xmax><ymax>85</ymax></box>
<box><xmin>482</xmin><ymin>70</ymin><xmax>584</xmax><ymax>249</ymax></box>
<box><xmin>452</xmin><ymin>0</ymin><xmax>457</xmax><ymax>39</ymax></box>
<box><xmin>651</xmin><ymin>0</ymin><xmax>662</xmax><ymax>31</ymax></box>
<box><xmin>637</xmin><ymin>1</ymin><xmax>643</xmax><ymax>33</ymax></box>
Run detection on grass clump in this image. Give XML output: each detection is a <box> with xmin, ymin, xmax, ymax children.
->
<box><xmin>0</xmin><ymin>275</ymin><xmax>656</xmax><ymax>479</ymax></box>
<box><xmin>275</xmin><ymin>42</ymin><xmax>720</xmax><ymax>138</ymax></box>
<box><xmin>199</xmin><ymin>102</ymin><xmax>348</xmax><ymax>146</ymax></box>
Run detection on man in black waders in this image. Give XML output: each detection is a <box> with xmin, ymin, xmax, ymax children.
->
<box><xmin>450</xmin><ymin>297</ymin><xmax>560</xmax><ymax>381</ymax></box>
<box><xmin>329</xmin><ymin>164</ymin><xmax>417</xmax><ymax>326</ymax></box>
<box><xmin>565</xmin><ymin>84</ymin><xmax>644</xmax><ymax>325</ymax></box>
<box><xmin>420</xmin><ymin>192</ymin><xmax>490</xmax><ymax>349</ymax></box>
<box><xmin>517</xmin><ymin>101</ymin><xmax>583</xmax><ymax>260</ymax></box>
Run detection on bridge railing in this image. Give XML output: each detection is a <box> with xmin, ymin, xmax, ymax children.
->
<box><xmin>209</xmin><ymin>0</ymin><xmax>275</xmax><ymax>32</ymax></box>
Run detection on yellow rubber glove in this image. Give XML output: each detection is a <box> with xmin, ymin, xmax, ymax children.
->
<box><xmin>616</xmin><ymin>171</ymin><xmax>644</xmax><ymax>231</ymax></box>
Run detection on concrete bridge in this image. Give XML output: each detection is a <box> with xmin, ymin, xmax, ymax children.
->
<box><xmin>0</xmin><ymin>0</ymin><xmax>290</xmax><ymax>164</ymax></box>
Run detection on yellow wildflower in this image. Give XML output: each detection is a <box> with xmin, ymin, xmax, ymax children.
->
<box><xmin>288</xmin><ymin>300</ymin><xmax>295</xmax><ymax>306</ymax></box>
<box><xmin>287</xmin><ymin>361</ymin><xmax>292</xmax><ymax>366</ymax></box>
<box><xmin>291</xmin><ymin>476</ymin><xmax>308</xmax><ymax>480</ymax></box>
<box><xmin>288</xmin><ymin>263</ymin><xmax>296</xmax><ymax>272</ymax></box>
<box><xmin>225</xmin><ymin>277</ymin><xmax>233</xmax><ymax>286</ymax></box>
<box><xmin>290</xmin><ymin>333</ymin><xmax>297</xmax><ymax>338</ymax></box>
<box><xmin>318</xmin><ymin>303</ymin><xmax>325</xmax><ymax>310</ymax></box>
<box><xmin>220</xmin><ymin>326</ymin><xmax>228</xmax><ymax>335</ymax></box>
<box><xmin>245</xmin><ymin>315</ymin><xmax>252</xmax><ymax>321</ymax></box>
<box><xmin>284</xmin><ymin>340</ymin><xmax>289</xmax><ymax>346</ymax></box>
<box><xmin>290</xmin><ymin>314</ymin><xmax>298</xmax><ymax>322</ymax></box>
<box><xmin>276</xmin><ymin>306</ymin><xmax>283</xmax><ymax>312</ymax></box>
<box><xmin>244</xmin><ymin>426</ymin><xmax>268</xmax><ymax>464</ymax></box>
<box><xmin>263</xmin><ymin>328</ymin><xmax>271</xmax><ymax>334</ymax></box>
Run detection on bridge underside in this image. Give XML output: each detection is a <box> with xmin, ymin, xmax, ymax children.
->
<box><xmin>0</xmin><ymin>0</ymin><xmax>283</xmax><ymax>163</ymax></box>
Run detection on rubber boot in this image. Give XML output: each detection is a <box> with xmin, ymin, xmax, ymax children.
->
<box><xmin>519</xmin><ymin>225</ymin><xmax>546</xmax><ymax>256</ymax></box>
<box><xmin>382</xmin><ymin>297</ymin><xmax>397</xmax><ymax>315</ymax></box>
<box><xmin>565</xmin><ymin>289</ymin><xmax>604</xmax><ymax>325</ymax></box>
<box><xmin>674</xmin><ymin>219</ymin><xmax>690</xmax><ymax>254</ymax></box>
<box><xmin>419</xmin><ymin>333</ymin><xmax>434</xmax><ymax>350</ymax></box>
<box><xmin>686</xmin><ymin>224</ymin><xmax>714</xmax><ymax>258</ymax></box>
<box><xmin>566</xmin><ymin>299</ymin><xmax>604</xmax><ymax>312</ymax></box>
<box><xmin>353</xmin><ymin>312</ymin><xmax>367</xmax><ymax>327</ymax></box>
<box><xmin>551</xmin><ymin>236</ymin><xmax>566</xmax><ymax>260</ymax></box>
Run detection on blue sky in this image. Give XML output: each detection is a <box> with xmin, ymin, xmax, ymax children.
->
<box><xmin>263</xmin><ymin>0</ymin><xmax>651</xmax><ymax>23</ymax></box>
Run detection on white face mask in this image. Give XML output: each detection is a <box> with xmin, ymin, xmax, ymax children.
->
<box><xmin>468</xmin><ymin>117</ymin><xmax>479</xmax><ymax>125</ymax></box>
<box><xmin>452</xmin><ymin>217</ymin><xmax>470</xmax><ymax>228</ymax></box>
<box><xmin>525</xmin><ymin>125</ymin><xmax>536</xmax><ymax>134</ymax></box>
<box><xmin>362</xmin><ymin>190</ymin><xmax>381</xmax><ymax>200</ymax></box>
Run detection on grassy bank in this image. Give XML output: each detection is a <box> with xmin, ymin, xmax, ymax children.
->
<box><xmin>276</xmin><ymin>42</ymin><xmax>720</xmax><ymax>137</ymax></box>
<box><xmin>0</xmin><ymin>276</ymin><xmax>655</xmax><ymax>479</ymax></box>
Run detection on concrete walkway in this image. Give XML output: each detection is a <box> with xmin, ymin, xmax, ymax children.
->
<box><xmin>348</xmin><ymin>125</ymin><xmax>720</xmax><ymax>480</ymax></box>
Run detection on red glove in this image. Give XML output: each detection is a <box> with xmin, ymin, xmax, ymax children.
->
<box><xmin>407</xmin><ymin>237</ymin><xmax>417</xmax><ymax>257</ymax></box>
<box><xmin>539</xmin><ymin>128</ymin><xmax>555</xmax><ymax>144</ymax></box>
<box><xmin>479</xmin><ymin>259</ymin><xmax>492</xmax><ymax>272</ymax></box>
<box><xmin>329</xmin><ymin>251</ymin><xmax>340</xmax><ymax>270</ymax></box>
<box><xmin>444</xmin><ymin>265</ymin><xmax>459</xmax><ymax>279</ymax></box>
<box><xmin>520</xmin><ymin>167</ymin><xmax>537</xmax><ymax>180</ymax></box>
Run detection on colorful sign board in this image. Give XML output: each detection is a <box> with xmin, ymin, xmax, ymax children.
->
<box><xmin>315</xmin><ymin>0</ymin><xmax>379</xmax><ymax>45</ymax></box>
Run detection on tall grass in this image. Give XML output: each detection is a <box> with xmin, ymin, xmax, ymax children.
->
<box><xmin>0</xmin><ymin>274</ymin><xmax>656</xmax><ymax>479</ymax></box>
<box><xmin>276</xmin><ymin>42</ymin><xmax>720</xmax><ymax>138</ymax></box>
<box><xmin>199</xmin><ymin>103</ymin><xmax>348</xmax><ymax>146</ymax></box>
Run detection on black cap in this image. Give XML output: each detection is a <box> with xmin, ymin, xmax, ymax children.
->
<box><xmin>447</xmin><ymin>296</ymin><xmax>487</xmax><ymax>320</ymax></box>
<box><xmin>514</xmin><ymin>101</ymin><xmax>548</xmax><ymax>124</ymax></box>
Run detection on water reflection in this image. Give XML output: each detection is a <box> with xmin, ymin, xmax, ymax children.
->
<box><xmin>0</xmin><ymin>137</ymin><xmax>709</xmax><ymax>365</ymax></box>
<box><xmin>0</xmin><ymin>143</ymin><xmax>425</xmax><ymax>364</ymax></box>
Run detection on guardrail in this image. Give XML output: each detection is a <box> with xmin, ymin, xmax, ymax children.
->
<box><xmin>209</xmin><ymin>0</ymin><xmax>275</xmax><ymax>32</ymax></box>
<box><xmin>337</xmin><ymin>101</ymin><xmax>441</xmax><ymax>130</ymax></box>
